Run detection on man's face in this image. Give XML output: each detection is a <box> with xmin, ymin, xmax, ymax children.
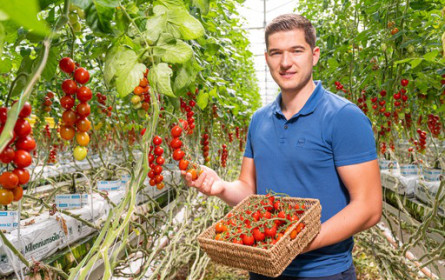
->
<box><xmin>265</xmin><ymin>29</ymin><xmax>320</xmax><ymax>94</ymax></box>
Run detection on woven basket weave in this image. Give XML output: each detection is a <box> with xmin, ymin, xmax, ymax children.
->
<box><xmin>197</xmin><ymin>195</ymin><xmax>321</xmax><ymax>277</ymax></box>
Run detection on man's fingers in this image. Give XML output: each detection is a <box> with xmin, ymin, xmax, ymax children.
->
<box><xmin>194</xmin><ymin>171</ymin><xmax>207</xmax><ymax>187</ymax></box>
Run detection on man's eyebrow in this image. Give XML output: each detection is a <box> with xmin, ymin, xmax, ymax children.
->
<box><xmin>268</xmin><ymin>45</ymin><xmax>306</xmax><ymax>53</ymax></box>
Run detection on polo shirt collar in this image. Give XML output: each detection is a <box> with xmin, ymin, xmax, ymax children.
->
<box><xmin>272</xmin><ymin>80</ymin><xmax>324</xmax><ymax>119</ymax></box>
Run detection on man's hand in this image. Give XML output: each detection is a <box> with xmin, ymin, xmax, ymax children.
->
<box><xmin>181</xmin><ymin>165</ymin><xmax>225</xmax><ymax>196</ymax></box>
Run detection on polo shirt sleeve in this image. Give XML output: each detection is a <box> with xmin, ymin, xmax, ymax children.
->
<box><xmin>330</xmin><ymin>104</ymin><xmax>377</xmax><ymax>167</ymax></box>
<box><xmin>243</xmin><ymin>113</ymin><xmax>256</xmax><ymax>158</ymax></box>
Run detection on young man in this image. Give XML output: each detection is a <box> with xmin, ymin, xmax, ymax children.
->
<box><xmin>183</xmin><ymin>14</ymin><xmax>382</xmax><ymax>279</ymax></box>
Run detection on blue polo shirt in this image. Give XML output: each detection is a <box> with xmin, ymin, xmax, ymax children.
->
<box><xmin>244</xmin><ymin>81</ymin><xmax>377</xmax><ymax>277</ymax></box>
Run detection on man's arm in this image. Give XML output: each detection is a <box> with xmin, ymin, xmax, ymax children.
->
<box><xmin>183</xmin><ymin>157</ymin><xmax>256</xmax><ymax>206</ymax></box>
<box><xmin>303</xmin><ymin>159</ymin><xmax>382</xmax><ymax>253</ymax></box>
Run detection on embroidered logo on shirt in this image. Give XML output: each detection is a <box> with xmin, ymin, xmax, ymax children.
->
<box><xmin>296</xmin><ymin>138</ymin><xmax>306</xmax><ymax>147</ymax></box>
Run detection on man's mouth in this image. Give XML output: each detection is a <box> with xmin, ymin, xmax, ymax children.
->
<box><xmin>279</xmin><ymin>71</ymin><xmax>296</xmax><ymax>78</ymax></box>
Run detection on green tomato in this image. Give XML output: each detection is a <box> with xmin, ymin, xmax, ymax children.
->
<box><xmin>133</xmin><ymin>102</ymin><xmax>142</xmax><ymax>109</ymax></box>
<box><xmin>72</xmin><ymin>22</ymin><xmax>81</xmax><ymax>33</ymax></box>
<box><xmin>73</xmin><ymin>146</ymin><xmax>87</xmax><ymax>161</ymax></box>
<box><xmin>131</xmin><ymin>95</ymin><xmax>141</xmax><ymax>104</ymax></box>
<box><xmin>137</xmin><ymin>109</ymin><xmax>146</xmax><ymax>118</ymax></box>
<box><xmin>407</xmin><ymin>45</ymin><xmax>415</xmax><ymax>53</ymax></box>
<box><xmin>69</xmin><ymin>13</ymin><xmax>78</xmax><ymax>24</ymax></box>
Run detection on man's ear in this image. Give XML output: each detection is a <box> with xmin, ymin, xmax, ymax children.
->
<box><xmin>312</xmin><ymin>47</ymin><xmax>320</xmax><ymax>66</ymax></box>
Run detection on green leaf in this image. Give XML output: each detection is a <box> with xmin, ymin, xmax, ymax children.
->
<box><xmin>167</xmin><ymin>8</ymin><xmax>204</xmax><ymax>40</ymax></box>
<box><xmin>154</xmin><ymin>34</ymin><xmax>193</xmax><ymax>64</ymax></box>
<box><xmin>197</xmin><ymin>90</ymin><xmax>209</xmax><ymax>109</ymax></box>
<box><xmin>148</xmin><ymin>63</ymin><xmax>175</xmax><ymax>97</ymax></box>
<box><xmin>39</xmin><ymin>0</ymin><xmax>62</xmax><ymax>9</ymax></box>
<box><xmin>0</xmin><ymin>58</ymin><xmax>12</xmax><ymax>73</ymax></box>
<box><xmin>0</xmin><ymin>0</ymin><xmax>49</xmax><ymax>36</ymax></box>
<box><xmin>423</xmin><ymin>50</ymin><xmax>439</xmax><ymax>62</ymax></box>
<box><xmin>409</xmin><ymin>58</ymin><xmax>423</xmax><ymax>69</ymax></box>
<box><xmin>192</xmin><ymin>0</ymin><xmax>209</xmax><ymax>14</ymax></box>
<box><xmin>103</xmin><ymin>46</ymin><xmax>146</xmax><ymax>98</ymax></box>
<box><xmin>85</xmin><ymin>0</ymin><xmax>118</xmax><ymax>34</ymax></box>
<box><xmin>72</xmin><ymin>0</ymin><xmax>91</xmax><ymax>10</ymax></box>
<box><xmin>394</xmin><ymin>57</ymin><xmax>413</xmax><ymax>65</ymax></box>
<box><xmin>173</xmin><ymin>58</ymin><xmax>198</xmax><ymax>92</ymax></box>
<box><xmin>116</xmin><ymin>63</ymin><xmax>146</xmax><ymax>98</ymax></box>
<box><xmin>327</xmin><ymin>57</ymin><xmax>339</xmax><ymax>68</ymax></box>
<box><xmin>144</xmin><ymin>10</ymin><xmax>167</xmax><ymax>44</ymax></box>
<box><xmin>0</xmin><ymin>23</ymin><xmax>4</xmax><ymax>59</ymax></box>
<box><xmin>41</xmin><ymin>47</ymin><xmax>59</xmax><ymax>80</ymax></box>
<box><xmin>209</xmin><ymin>87</ymin><xmax>217</xmax><ymax>97</ymax></box>
<box><xmin>104</xmin><ymin>46</ymin><xmax>119</xmax><ymax>84</ymax></box>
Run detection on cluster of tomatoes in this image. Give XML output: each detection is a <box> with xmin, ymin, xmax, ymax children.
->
<box><xmin>131</xmin><ymin>71</ymin><xmax>151</xmax><ymax>112</ymax></box>
<box><xmin>393</xmin><ymin>79</ymin><xmax>409</xmax><ymax>107</ymax></box>
<box><xmin>58</xmin><ymin>57</ymin><xmax>92</xmax><ymax>161</ymax></box>
<box><xmin>48</xmin><ymin>144</ymin><xmax>58</xmax><ymax>164</ymax></box>
<box><xmin>387</xmin><ymin>21</ymin><xmax>399</xmax><ymax>35</ymax></box>
<box><xmin>96</xmin><ymin>92</ymin><xmax>111</xmax><ymax>117</ymax></box>
<box><xmin>148</xmin><ymin>136</ymin><xmax>166</xmax><ymax>190</ymax></box>
<box><xmin>42</xmin><ymin>91</ymin><xmax>55</xmax><ymax>113</ymax></box>
<box><xmin>213</xmin><ymin>195</ymin><xmax>306</xmax><ymax>249</ymax></box>
<box><xmin>371</xmin><ymin>90</ymin><xmax>388</xmax><ymax>114</ymax></box>
<box><xmin>0</xmin><ymin>102</ymin><xmax>35</xmax><ymax>205</ymax></box>
<box><xmin>201</xmin><ymin>133</ymin><xmax>210</xmax><ymax>163</ymax></box>
<box><xmin>427</xmin><ymin>114</ymin><xmax>441</xmax><ymax>138</ymax></box>
<box><xmin>219</xmin><ymin>144</ymin><xmax>228</xmax><ymax>168</ymax></box>
<box><xmin>168</xmin><ymin>124</ymin><xmax>202</xmax><ymax>180</ymax></box>
<box><xmin>414</xmin><ymin>129</ymin><xmax>428</xmax><ymax>152</ymax></box>
<box><xmin>179</xmin><ymin>90</ymin><xmax>197</xmax><ymax>135</ymax></box>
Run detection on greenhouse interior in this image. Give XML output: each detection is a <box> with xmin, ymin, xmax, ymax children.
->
<box><xmin>0</xmin><ymin>0</ymin><xmax>444</xmax><ymax>279</ymax></box>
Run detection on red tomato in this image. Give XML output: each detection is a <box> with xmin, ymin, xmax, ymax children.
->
<box><xmin>0</xmin><ymin>189</ymin><xmax>14</xmax><ymax>205</ymax></box>
<box><xmin>170</xmin><ymin>125</ymin><xmax>182</xmax><ymax>137</ymax></box>
<box><xmin>154</xmin><ymin>174</ymin><xmax>163</xmax><ymax>184</ymax></box>
<box><xmin>0</xmin><ymin>146</ymin><xmax>15</xmax><ymax>164</ymax></box>
<box><xmin>74</xmin><ymin>67</ymin><xmax>90</xmax><ymax>84</ymax></box>
<box><xmin>76</xmin><ymin>102</ymin><xmax>91</xmax><ymax>117</ymax></box>
<box><xmin>0</xmin><ymin>107</ymin><xmax>8</xmax><ymax>124</ymax></box>
<box><xmin>15</xmin><ymin>136</ymin><xmax>36</xmax><ymax>152</ymax></box>
<box><xmin>154</xmin><ymin>146</ymin><xmax>164</xmax><ymax>156</ymax></box>
<box><xmin>12</xmin><ymin>186</ymin><xmax>23</xmax><ymax>201</ymax></box>
<box><xmin>264</xmin><ymin>225</ymin><xmax>277</xmax><ymax>238</ymax></box>
<box><xmin>178</xmin><ymin>159</ymin><xmax>189</xmax><ymax>170</ymax></box>
<box><xmin>60</xmin><ymin>126</ymin><xmax>75</xmax><ymax>140</ymax></box>
<box><xmin>62</xmin><ymin>110</ymin><xmax>77</xmax><ymax>126</ymax></box>
<box><xmin>253</xmin><ymin>228</ymin><xmax>265</xmax><ymax>242</ymax></box>
<box><xmin>156</xmin><ymin>156</ymin><xmax>165</xmax><ymax>165</ymax></box>
<box><xmin>153</xmin><ymin>136</ymin><xmax>162</xmax><ymax>146</ymax></box>
<box><xmin>59</xmin><ymin>57</ymin><xmax>75</xmax><ymax>73</ymax></box>
<box><xmin>60</xmin><ymin>95</ymin><xmax>75</xmax><ymax>109</ymax></box>
<box><xmin>77</xmin><ymin>86</ymin><xmax>92</xmax><ymax>102</ymax></box>
<box><xmin>13</xmin><ymin>150</ymin><xmax>32</xmax><ymax>168</ymax></box>
<box><xmin>170</xmin><ymin>138</ymin><xmax>182</xmax><ymax>149</ymax></box>
<box><xmin>173</xmin><ymin>149</ymin><xmax>185</xmax><ymax>161</ymax></box>
<box><xmin>61</xmin><ymin>79</ymin><xmax>78</xmax><ymax>95</ymax></box>
<box><xmin>401</xmin><ymin>79</ymin><xmax>409</xmax><ymax>87</ymax></box>
<box><xmin>76</xmin><ymin>118</ymin><xmax>91</xmax><ymax>132</ymax></box>
<box><xmin>12</xmin><ymin>168</ymin><xmax>30</xmax><ymax>185</ymax></box>
<box><xmin>242</xmin><ymin>234</ymin><xmax>255</xmax><ymax>246</ymax></box>
<box><xmin>19</xmin><ymin>102</ymin><xmax>32</xmax><ymax>118</ymax></box>
<box><xmin>14</xmin><ymin>119</ymin><xmax>31</xmax><ymax>137</ymax></box>
<box><xmin>0</xmin><ymin>172</ymin><xmax>19</xmax><ymax>189</ymax></box>
<box><xmin>153</xmin><ymin>165</ymin><xmax>163</xmax><ymax>175</ymax></box>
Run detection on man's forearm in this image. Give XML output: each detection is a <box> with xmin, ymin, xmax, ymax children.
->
<box><xmin>303</xmin><ymin>200</ymin><xmax>381</xmax><ymax>253</ymax></box>
<box><xmin>216</xmin><ymin>179</ymin><xmax>256</xmax><ymax>207</ymax></box>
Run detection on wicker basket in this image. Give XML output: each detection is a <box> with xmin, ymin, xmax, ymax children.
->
<box><xmin>197</xmin><ymin>195</ymin><xmax>321</xmax><ymax>277</ymax></box>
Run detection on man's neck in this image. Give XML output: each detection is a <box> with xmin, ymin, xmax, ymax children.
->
<box><xmin>280</xmin><ymin>80</ymin><xmax>316</xmax><ymax>120</ymax></box>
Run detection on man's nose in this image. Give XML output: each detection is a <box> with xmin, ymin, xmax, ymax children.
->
<box><xmin>280</xmin><ymin>51</ymin><xmax>292</xmax><ymax>68</ymax></box>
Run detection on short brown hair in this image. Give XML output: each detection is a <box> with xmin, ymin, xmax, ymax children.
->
<box><xmin>265</xmin><ymin>14</ymin><xmax>316</xmax><ymax>50</ymax></box>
